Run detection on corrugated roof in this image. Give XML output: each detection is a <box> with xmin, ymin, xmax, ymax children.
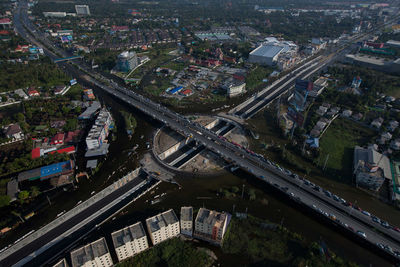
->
<box><xmin>250</xmin><ymin>45</ymin><xmax>284</xmax><ymax>58</ymax></box>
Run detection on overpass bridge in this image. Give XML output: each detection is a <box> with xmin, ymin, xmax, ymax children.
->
<box><xmin>54</xmin><ymin>56</ymin><xmax>83</xmax><ymax>63</ymax></box>
<box><xmin>9</xmin><ymin>2</ymin><xmax>400</xmax><ymax>264</ymax></box>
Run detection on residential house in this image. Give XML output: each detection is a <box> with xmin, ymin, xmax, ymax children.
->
<box><xmin>388</xmin><ymin>120</ymin><xmax>399</xmax><ymax>132</ymax></box>
<box><xmin>51</xmin><ymin>133</ymin><xmax>64</xmax><ymax>145</ymax></box>
<box><xmin>27</xmin><ymin>88</ymin><xmax>40</xmax><ymax>97</ymax></box>
<box><xmin>378</xmin><ymin>132</ymin><xmax>392</xmax><ymax>144</ymax></box>
<box><xmin>390</xmin><ymin>139</ymin><xmax>400</xmax><ymax>150</ymax></box>
<box><xmin>4</xmin><ymin>124</ymin><xmax>23</xmax><ymax>140</ymax></box>
<box><xmin>371</xmin><ymin>117</ymin><xmax>384</xmax><ymax>129</ymax></box>
<box><xmin>342</xmin><ymin>109</ymin><xmax>353</xmax><ymax>118</ymax></box>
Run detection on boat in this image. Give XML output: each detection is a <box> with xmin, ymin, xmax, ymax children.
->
<box><xmin>151</xmin><ymin>199</ymin><xmax>162</xmax><ymax>205</ymax></box>
<box><xmin>230</xmin><ymin>166</ymin><xmax>239</xmax><ymax>172</ymax></box>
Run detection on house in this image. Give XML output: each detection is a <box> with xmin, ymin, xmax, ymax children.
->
<box><xmin>352</xmin><ymin>113</ymin><xmax>363</xmax><ymax>121</ymax></box>
<box><xmin>390</xmin><ymin>139</ymin><xmax>400</xmax><ymax>150</ymax></box>
<box><xmin>50</xmin><ymin>120</ymin><xmax>66</xmax><ymax>129</ymax></box>
<box><xmin>316</xmin><ymin>106</ymin><xmax>328</xmax><ymax>116</ymax></box>
<box><xmin>342</xmin><ymin>109</ymin><xmax>353</xmax><ymax>117</ymax></box>
<box><xmin>50</xmin><ymin>133</ymin><xmax>64</xmax><ymax>145</ymax></box>
<box><xmin>378</xmin><ymin>132</ymin><xmax>392</xmax><ymax>144</ymax></box>
<box><xmin>27</xmin><ymin>88</ymin><xmax>40</xmax><ymax>97</ymax></box>
<box><xmin>388</xmin><ymin>120</ymin><xmax>399</xmax><ymax>132</ymax></box>
<box><xmin>385</xmin><ymin>96</ymin><xmax>395</xmax><ymax>103</ymax></box>
<box><xmin>4</xmin><ymin>123</ymin><xmax>23</xmax><ymax>140</ymax></box>
<box><xmin>327</xmin><ymin>106</ymin><xmax>340</xmax><ymax>116</ymax></box>
<box><xmin>54</xmin><ymin>85</ymin><xmax>66</xmax><ymax>95</ymax></box>
<box><xmin>371</xmin><ymin>117</ymin><xmax>384</xmax><ymax>128</ymax></box>
<box><xmin>180</xmin><ymin>89</ymin><xmax>193</xmax><ymax>97</ymax></box>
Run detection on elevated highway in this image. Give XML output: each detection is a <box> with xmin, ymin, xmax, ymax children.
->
<box><xmin>7</xmin><ymin>1</ymin><xmax>400</xmax><ymax>265</ymax></box>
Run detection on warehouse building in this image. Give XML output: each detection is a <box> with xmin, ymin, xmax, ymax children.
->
<box><xmin>17</xmin><ymin>160</ymin><xmax>75</xmax><ymax>182</ymax></box>
<box><xmin>146</xmin><ymin>209</ymin><xmax>180</xmax><ymax>245</ymax></box>
<box><xmin>111</xmin><ymin>222</ymin><xmax>149</xmax><ymax>261</ymax></box>
<box><xmin>249</xmin><ymin>37</ymin><xmax>298</xmax><ymax>69</ymax></box>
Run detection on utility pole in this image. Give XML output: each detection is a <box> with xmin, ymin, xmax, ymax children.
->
<box><xmin>241</xmin><ymin>184</ymin><xmax>245</xmax><ymax>199</ymax></box>
<box><xmin>47</xmin><ymin>195</ymin><xmax>52</xmax><ymax>206</ymax></box>
<box><xmin>232</xmin><ymin>204</ymin><xmax>235</xmax><ymax>214</ymax></box>
<box><xmin>323</xmin><ymin>154</ymin><xmax>330</xmax><ymax>171</ymax></box>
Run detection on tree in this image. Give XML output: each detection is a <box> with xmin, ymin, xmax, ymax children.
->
<box><xmin>16</xmin><ymin>112</ymin><xmax>25</xmax><ymax>123</ymax></box>
<box><xmin>18</xmin><ymin>190</ymin><xmax>30</xmax><ymax>203</ymax></box>
<box><xmin>30</xmin><ymin>186</ymin><xmax>40</xmax><ymax>198</ymax></box>
<box><xmin>0</xmin><ymin>195</ymin><xmax>10</xmax><ymax>208</ymax></box>
<box><xmin>248</xmin><ymin>188</ymin><xmax>256</xmax><ymax>200</ymax></box>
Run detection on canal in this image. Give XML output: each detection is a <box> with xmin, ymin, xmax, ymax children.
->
<box><xmin>1</xmin><ymin>78</ymin><xmax>396</xmax><ymax>266</ymax></box>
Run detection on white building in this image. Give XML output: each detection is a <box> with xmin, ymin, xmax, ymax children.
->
<box><xmin>180</xmin><ymin>206</ymin><xmax>193</xmax><ymax>236</ymax></box>
<box><xmin>70</xmin><ymin>237</ymin><xmax>113</xmax><ymax>267</ymax></box>
<box><xmin>146</xmin><ymin>209</ymin><xmax>180</xmax><ymax>245</ymax></box>
<box><xmin>353</xmin><ymin>145</ymin><xmax>392</xmax><ymax>191</ymax></box>
<box><xmin>111</xmin><ymin>221</ymin><xmax>149</xmax><ymax>261</ymax></box>
<box><xmin>75</xmin><ymin>5</ymin><xmax>90</xmax><ymax>16</ymax></box>
<box><xmin>194</xmin><ymin>208</ymin><xmax>230</xmax><ymax>245</ymax></box>
<box><xmin>86</xmin><ymin>109</ymin><xmax>113</xmax><ymax>150</ymax></box>
<box><xmin>248</xmin><ymin>37</ymin><xmax>298</xmax><ymax>70</ymax></box>
<box><xmin>52</xmin><ymin>258</ymin><xmax>68</xmax><ymax>267</ymax></box>
<box><xmin>43</xmin><ymin>12</ymin><xmax>67</xmax><ymax>18</ymax></box>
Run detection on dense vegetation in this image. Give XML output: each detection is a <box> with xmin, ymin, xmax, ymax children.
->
<box><xmin>116</xmin><ymin>238</ymin><xmax>213</xmax><ymax>267</ymax></box>
<box><xmin>0</xmin><ymin>58</ymin><xmax>70</xmax><ymax>92</ymax></box>
<box><xmin>223</xmin><ymin>216</ymin><xmax>358</xmax><ymax>266</ymax></box>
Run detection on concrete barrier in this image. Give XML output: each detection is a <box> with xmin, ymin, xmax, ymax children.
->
<box><xmin>0</xmin><ymin>168</ymin><xmax>141</xmax><ymax>262</ymax></box>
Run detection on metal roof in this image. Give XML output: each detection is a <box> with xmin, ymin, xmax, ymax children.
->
<box><xmin>250</xmin><ymin>45</ymin><xmax>284</xmax><ymax>58</ymax></box>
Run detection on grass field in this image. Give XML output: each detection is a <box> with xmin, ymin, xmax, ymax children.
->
<box><xmin>318</xmin><ymin>118</ymin><xmax>375</xmax><ymax>182</ymax></box>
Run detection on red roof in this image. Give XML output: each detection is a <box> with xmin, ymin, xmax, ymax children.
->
<box><xmin>64</xmin><ymin>131</ymin><xmax>78</xmax><ymax>143</ymax></box>
<box><xmin>181</xmin><ymin>89</ymin><xmax>193</xmax><ymax>95</ymax></box>
<box><xmin>50</xmin><ymin>133</ymin><xmax>64</xmax><ymax>144</ymax></box>
<box><xmin>31</xmin><ymin>148</ymin><xmax>41</xmax><ymax>159</ymax></box>
<box><xmin>233</xmin><ymin>74</ymin><xmax>245</xmax><ymax>81</ymax></box>
<box><xmin>49</xmin><ymin>146</ymin><xmax>75</xmax><ymax>155</ymax></box>
<box><xmin>0</xmin><ymin>18</ymin><xmax>11</xmax><ymax>24</ymax></box>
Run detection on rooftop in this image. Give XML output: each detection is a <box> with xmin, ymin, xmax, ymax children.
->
<box><xmin>250</xmin><ymin>45</ymin><xmax>284</xmax><ymax>58</ymax></box>
<box><xmin>196</xmin><ymin>208</ymin><xmax>227</xmax><ymax>227</ymax></box>
<box><xmin>111</xmin><ymin>222</ymin><xmax>146</xmax><ymax>248</ymax></box>
<box><xmin>146</xmin><ymin>209</ymin><xmax>178</xmax><ymax>233</ymax></box>
<box><xmin>71</xmin><ymin>237</ymin><xmax>109</xmax><ymax>267</ymax></box>
<box><xmin>180</xmin><ymin>206</ymin><xmax>193</xmax><ymax>222</ymax></box>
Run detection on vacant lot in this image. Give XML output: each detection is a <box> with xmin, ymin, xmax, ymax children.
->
<box><xmin>318</xmin><ymin>118</ymin><xmax>375</xmax><ymax>182</ymax></box>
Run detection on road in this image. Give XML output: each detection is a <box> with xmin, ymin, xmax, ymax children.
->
<box><xmin>9</xmin><ymin>1</ymin><xmax>400</xmax><ymax>264</ymax></box>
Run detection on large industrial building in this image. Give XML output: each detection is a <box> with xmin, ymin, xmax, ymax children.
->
<box><xmin>70</xmin><ymin>237</ymin><xmax>113</xmax><ymax>267</ymax></box>
<box><xmin>194</xmin><ymin>208</ymin><xmax>230</xmax><ymax>245</ymax></box>
<box><xmin>248</xmin><ymin>37</ymin><xmax>298</xmax><ymax>70</ymax></box>
<box><xmin>116</xmin><ymin>51</ymin><xmax>138</xmax><ymax>72</ymax></box>
<box><xmin>17</xmin><ymin>160</ymin><xmax>75</xmax><ymax>182</ymax></box>
<box><xmin>146</xmin><ymin>209</ymin><xmax>180</xmax><ymax>245</ymax></box>
<box><xmin>75</xmin><ymin>5</ymin><xmax>91</xmax><ymax>16</ymax></box>
<box><xmin>85</xmin><ymin>109</ymin><xmax>113</xmax><ymax>150</ymax></box>
<box><xmin>111</xmin><ymin>222</ymin><xmax>149</xmax><ymax>261</ymax></box>
<box><xmin>353</xmin><ymin>145</ymin><xmax>392</xmax><ymax>191</ymax></box>
<box><xmin>180</xmin><ymin>206</ymin><xmax>193</xmax><ymax>236</ymax></box>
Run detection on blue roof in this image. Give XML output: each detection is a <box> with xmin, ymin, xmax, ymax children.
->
<box><xmin>40</xmin><ymin>161</ymin><xmax>70</xmax><ymax>177</ymax></box>
<box><xmin>251</xmin><ymin>45</ymin><xmax>283</xmax><ymax>58</ymax></box>
<box><xmin>168</xmin><ymin>86</ymin><xmax>183</xmax><ymax>94</ymax></box>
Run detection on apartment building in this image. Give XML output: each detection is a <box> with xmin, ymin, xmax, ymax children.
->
<box><xmin>53</xmin><ymin>258</ymin><xmax>68</xmax><ymax>267</ymax></box>
<box><xmin>111</xmin><ymin>221</ymin><xmax>149</xmax><ymax>261</ymax></box>
<box><xmin>146</xmin><ymin>209</ymin><xmax>180</xmax><ymax>245</ymax></box>
<box><xmin>180</xmin><ymin>206</ymin><xmax>193</xmax><ymax>236</ymax></box>
<box><xmin>85</xmin><ymin>109</ymin><xmax>113</xmax><ymax>150</ymax></box>
<box><xmin>194</xmin><ymin>208</ymin><xmax>230</xmax><ymax>245</ymax></box>
<box><xmin>70</xmin><ymin>237</ymin><xmax>113</xmax><ymax>267</ymax></box>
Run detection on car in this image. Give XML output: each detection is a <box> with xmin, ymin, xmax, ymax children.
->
<box><xmin>332</xmin><ymin>195</ymin><xmax>340</xmax><ymax>201</ymax></box>
<box><xmin>361</xmin><ymin>210</ymin><xmax>371</xmax><ymax>216</ymax></box>
<box><xmin>347</xmin><ymin>226</ymin><xmax>355</xmax><ymax>232</ymax></box>
<box><xmin>312</xmin><ymin>204</ymin><xmax>317</xmax><ymax>209</ymax></box>
<box><xmin>353</xmin><ymin>205</ymin><xmax>362</xmax><ymax>211</ymax></box>
<box><xmin>384</xmin><ymin>245</ymin><xmax>393</xmax><ymax>253</ymax></box>
<box><xmin>356</xmin><ymin>230</ymin><xmax>367</xmax><ymax>238</ymax></box>
<box><xmin>376</xmin><ymin>243</ymin><xmax>385</xmax><ymax>249</ymax></box>
<box><xmin>393</xmin><ymin>227</ymin><xmax>400</xmax><ymax>233</ymax></box>
<box><xmin>394</xmin><ymin>251</ymin><xmax>400</xmax><ymax>257</ymax></box>
<box><xmin>324</xmin><ymin>191</ymin><xmax>332</xmax><ymax>197</ymax></box>
<box><xmin>371</xmin><ymin>216</ymin><xmax>381</xmax><ymax>224</ymax></box>
<box><xmin>313</xmin><ymin>186</ymin><xmax>320</xmax><ymax>192</ymax></box>
<box><xmin>273</xmin><ymin>183</ymin><xmax>280</xmax><ymax>188</ymax></box>
<box><xmin>289</xmin><ymin>192</ymin><xmax>295</xmax><ymax>197</ymax></box>
<box><xmin>381</xmin><ymin>221</ymin><xmax>390</xmax><ymax>228</ymax></box>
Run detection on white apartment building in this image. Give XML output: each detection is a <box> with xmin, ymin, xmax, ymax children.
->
<box><xmin>180</xmin><ymin>206</ymin><xmax>193</xmax><ymax>236</ymax></box>
<box><xmin>85</xmin><ymin>109</ymin><xmax>113</xmax><ymax>150</ymax></box>
<box><xmin>111</xmin><ymin>222</ymin><xmax>149</xmax><ymax>261</ymax></box>
<box><xmin>70</xmin><ymin>237</ymin><xmax>113</xmax><ymax>267</ymax></box>
<box><xmin>194</xmin><ymin>208</ymin><xmax>230</xmax><ymax>245</ymax></box>
<box><xmin>146</xmin><ymin>209</ymin><xmax>180</xmax><ymax>245</ymax></box>
<box><xmin>75</xmin><ymin>5</ymin><xmax>90</xmax><ymax>16</ymax></box>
